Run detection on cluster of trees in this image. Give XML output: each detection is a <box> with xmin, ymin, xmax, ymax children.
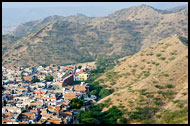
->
<box><xmin>77</xmin><ymin>104</ymin><xmax>127</xmax><ymax>124</ymax></box>
<box><xmin>129</xmin><ymin>106</ymin><xmax>159</xmax><ymax>122</ymax></box>
<box><xmin>88</xmin><ymin>81</ymin><xmax>114</xmax><ymax>100</ymax></box>
<box><xmin>95</xmin><ymin>55</ymin><xmax>119</xmax><ymax>73</ymax></box>
<box><xmin>86</xmin><ymin>73</ymin><xmax>114</xmax><ymax>100</ymax></box>
<box><xmin>75</xmin><ymin>55</ymin><xmax>125</xmax><ymax>124</ymax></box>
<box><xmin>85</xmin><ymin>55</ymin><xmax>118</xmax><ymax>100</ymax></box>
<box><xmin>70</xmin><ymin>98</ymin><xmax>84</xmax><ymax>109</ymax></box>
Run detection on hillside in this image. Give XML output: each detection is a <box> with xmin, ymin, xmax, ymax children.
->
<box><xmin>162</xmin><ymin>4</ymin><xmax>188</xmax><ymax>14</ymax></box>
<box><xmin>96</xmin><ymin>35</ymin><xmax>188</xmax><ymax>124</ymax></box>
<box><xmin>8</xmin><ymin>14</ymin><xmax>95</xmax><ymax>38</ymax></box>
<box><xmin>107</xmin><ymin>4</ymin><xmax>188</xmax><ymax>49</ymax></box>
<box><xmin>2</xmin><ymin>35</ymin><xmax>19</xmax><ymax>55</ymax></box>
<box><xmin>2</xmin><ymin>4</ymin><xmax>188</xmax><ymax>67</ymax></box>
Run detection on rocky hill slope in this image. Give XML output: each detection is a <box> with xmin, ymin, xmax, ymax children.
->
<box><xmin>2</xmin><ymin>5</ymin><xmax>188</xmax><ymax>67</ymax></box>
<box><xmin>96</xmin><ymin>35</ymin><xmax>188</xmax><ymax>124</ymax></box>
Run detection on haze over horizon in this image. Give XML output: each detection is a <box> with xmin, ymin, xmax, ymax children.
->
<box><xmin>2</xmin><ymin>2</ymin><xmax>188</xmax><ymax>35</ymax></box>
<box><xmin>2</xmin><ymin>2</ymin><xmax>187</xmax><ymax>9</ymax></box>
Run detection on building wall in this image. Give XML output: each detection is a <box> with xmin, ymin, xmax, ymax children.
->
<box><xmin>78</xmin><ymin>73</ymin><xmax>88</xmax><ymax>81</ymax></box>
<box><xmin>62</xmin><ymin>75</ymin><xmax>74</xmax><ymax>86</ymax></box>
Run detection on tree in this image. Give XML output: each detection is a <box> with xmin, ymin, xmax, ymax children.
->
<box><xmin>81</xmin><ymin>118</ymin><xmax>96</xmax><ymax>124</ymax></box>
<box><xmin>118</xmin><ymin>117</ymin><xmax>127</xmax><ymax>124</ymax></box>
<box><xmin>99</xmin><ymin>89</ymin><xmax>114</xmax><ymax>99</ymax></box>
<box><xmin>78</xmin><ymin>65</ymin><xmax>82</xmax><ymax>69</ymax></box>
<box><xmin>95</xmin><ymin>55</ymin><xmax>118</xmax><ymax>73</ymax></box>
<box><xmin>32</xmin><ymin>76</ymin><xmax>40</xmax><ymax>83</ymax></box>
<box><xmin>70</xmin><ymin>98</ymin><xmax>84</xmax><ymax>109</ymax></box>
<box><xmin>45</xmin><ymin>75</ymin><xmax>54</xmax><ymax>82</ymax></box>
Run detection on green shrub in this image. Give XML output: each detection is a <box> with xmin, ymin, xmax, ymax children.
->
<box><xmin>160</xmin><ymin>57</ymin><xmax>166</xmax><ymax>60</ymax></box>
<box><xmin>153</xmin><ymin>97</ymin><xmax>163</xmax><ymax>106</ymax></box>
<box><xmin>31</xmin><ymin>77</ymin><xmax>40</xmax><ymax>83</ymax></box>
<box><xmin>156</xmin><ymin>114</ymin><xmax>161</xmax><ymax>119</ymax></box>
<box><xmin>80</xmin><ymin>118</ymin><xmax>96</xmax><ymax>124</ymax></box>
<box><xmin>160</xmin><ymin>73</ymin><xmax>169</xmax><ymax>77</ymax></box>
<box><xmin>140</xmin><ymin>53</ymin><xmax>144</xmax><ymax>56</ymax></box>
<box><xmin>99</xmin><ymin>89</ymin><xmax>114</xmax><ymax>99</ymax></box>
<box><xmin>182</xmin><ymin>92</ymin><xmax>187</xmax><ymax>96</ymax></box>
<box><xmin>143</xmin><ymin>71</ymin><xmax>150</xmax><ymax>78</ymax></box>
<box><xmin>152</xmin><ymin>80</ymin><xmax>158</xmax><ymax>83</ymax></box>
<box><xmin>121</xmin><ymin>59</ymin><xmax>126</xmax><ymax>62</ymax></box>
<box><xmin>139</xmin><ymin>89</ymin><xmax>151</xmax><ymax>95</ymax></box>
<box><xmin>155</xmin><ymin>62</ymin><xmax>160</xmax><ymax>66</ymax></box>
<box><xmin>147</xmin><ymin>62</ymin><xmax>150</xmax><ymax>64</ymax></box>
<box><xmin>131</xmin><ymin>69</ymin><xmax>136</xmax><ymax>75</ymax></box>
<box><xmin>142</xmin><ymin>119</ymin><xmax>156</xmax><ymax>124</ymax></box>
<box><xmin>110</xmin><ymin>81</ymin><xmax>116</xmax><ymax>85</ymax></box>
<box><xmin>141</xmin><ymin>59</ymin><xmax>146</xmax><ymax>62</ymax></box>
<box><xmin>102</xmin><ymin>85</ymin><xmax>108</xmax><ymax>88</ymax></box>
<box><xmin>98</xmin><ymin>79</ymin><xmax>105</xmax><ymax>83</ymax></box>
<box><xmin>70</xmin><ymin>98</ymin><xmax>84</xmax><ymax>109</ymax></box>
<box><xmin>129</xmin><ymin>106</ymin><xmax>159</xmax><ymax>121</ymax></box>
<box><xmin>176</xmin><ymin>102</ymin><xmax>185</xmax><ymax>108</ymax></box>
<box><xmin>172</xmin><ymin>100</ymin><xmax>180</xmax><ymax>104</ymax></box>
<box><xmin>165</xmin><ymin>84</ymin><xmax>174</xmax><ymax>88</ymax></box>
<box><xmin>45</xmin><ymin>75</ymin><xmax>54</xmax><ymax>82</ymax></box>
<box><xmin>146</xmin><ymin>52</ymin><xmax>154</xmax><ymax>56</ymax></box>
<box><xmin>168</xmin><ymin>56</ymin><xmax>175</xmax><ymax>61</ymax></box>
<box><xmin>106</xmin><ymin>72</ymin><xmax>119</xmax><ymax>80</ymax></box>
<box><xmin>161</xmin><ymin>106</ymin><xmax>188</xmax><ymax>124</ymax></box>
<box><xmin>157</xmin><ymin>90</ymin><xmax>163</xmax><ymax>94</ymax></box>
<box><xmin>161</xmin><ymin>50</ymin><xmax>165</xmax><ymax>52</ymax></box>
<box><xmin>14</xmin><ymin>44</ymin><xmax>23</xmax><ymax>50</ymax></box>
<box><xmin>170</xmin><ymin>51</ymin><xmax>177</xmax><ymax>55</ymax></box>
<box><xmin>154</xmin><ymin>85</ymin><xmax>164</xmax><ymax>89</ymax></box>
<box><xmin>103</xmin><ymin>98</ymin><xmax>112</xmax><ymax>108</ymax></box>
<box><xmin>161</xmin><ymin>90</ymin><xmax>176</xmax><ymax>98</ymax></box>
<box><xmin>156</xmin><ymin>53</ymin><xmax>162</xmax><ymax>57</ymax></box>
<box><xmin>151</xmin><ymin>61</ymin><xmax>156</xmax><ymax>64</ymax></box>
<box><xmin>118</xmin><ymin>117</ymin><xmax>128</xmax><ymax>124</ymax></box>
<box><xmin>133</xmin><ymin>64</ymin><xmax>138</xmax><ymax>68</ymax></box>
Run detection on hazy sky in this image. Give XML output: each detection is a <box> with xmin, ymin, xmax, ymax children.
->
<box><xmin>2</xmin><ymin>2</ymin><xmax>188</xmax><ymax>30</ymax></box>
<box><xmin>2</xmin><ymin>2</ymin><xmax>188</xmax><ymax>10</ymax></box>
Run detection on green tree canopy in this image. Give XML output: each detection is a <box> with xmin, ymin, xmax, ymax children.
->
<box><xmin>31</xmin><ymin>76</ymin><xmax>40</xmax><ymax>83</ymax></box>
<box><xmin>45</xmin><ymin>75</ymin><xmax>54</xmax><ymax>82</ymax></box>
<box><xmin>70</xmin><ymin>98</ymin><xmax>84</xmax><ymax>109</ymax></box>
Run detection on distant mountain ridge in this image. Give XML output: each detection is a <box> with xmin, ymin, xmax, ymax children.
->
<box><xmin>161</xmin><ymin>4</ymin><xmax>188</xmax><ymax>14</ymax></box>
<box><xmin>8</xmin><ymin>14</ymin><xmax>95</xmax><ymax>38</ymax></box>
<box><xmin>2</xmin><ymin>4</ymin><xmax>188</xmax><ymax>67</ymax></box>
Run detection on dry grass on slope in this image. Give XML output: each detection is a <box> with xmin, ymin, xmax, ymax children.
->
<box><xmin>97</xmin><ymin>35</ymin><xmax>188</xmax><ymax>123</ymax></box>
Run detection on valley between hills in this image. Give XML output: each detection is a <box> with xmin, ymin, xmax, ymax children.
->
<box><xmin>2</xmin><ymin>4</ymin><xmax>188</xmax><ymax>124</ymax></box>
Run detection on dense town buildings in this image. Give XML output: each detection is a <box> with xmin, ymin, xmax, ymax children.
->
<box><xmin>2</xmin><ymin>64</ymin><xmax>96</xmax><ymax>124</ymax></box>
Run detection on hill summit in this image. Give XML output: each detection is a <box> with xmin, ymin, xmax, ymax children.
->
<box><xmin>2</xmin><ymin>5</ymin><xmax>188</xmax><ymax>67</ymax></box>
